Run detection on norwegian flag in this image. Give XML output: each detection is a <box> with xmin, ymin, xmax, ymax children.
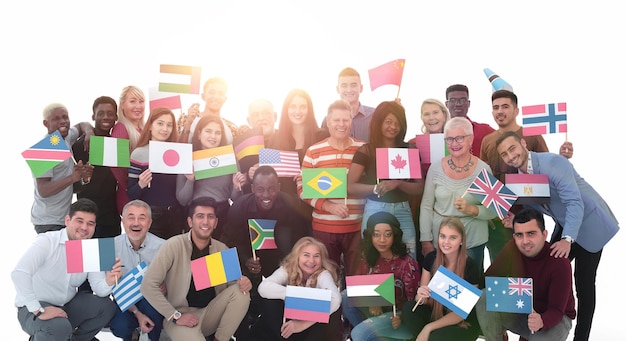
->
<box><xmin>521</xmin><ymin>102</ymin><xmax>567</xmax><ymax>136</ymax></box>
<box><xmin>466</xmin><ymin>169</ymin><xmax>518</xmax><ymax>220</ymax></box>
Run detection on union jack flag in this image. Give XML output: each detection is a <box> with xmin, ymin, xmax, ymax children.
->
<box><xmin>485</xmin><ymin>277</ymin><xmax>533</xmax><ymax>313</ymax></box>
<box><xmin>521</xmin><ymin>102</ymin><xmax>567</xmax><ymax>136</ymax></box>
<box><xmin>466</xmin><ymin>169</ymin><xmax>518</xmax><ymax>220</ymax></box>
<box><xmin>508</xmin><ymin>277</ymin><xmax>533</xmax><ymax>296</ymax></box>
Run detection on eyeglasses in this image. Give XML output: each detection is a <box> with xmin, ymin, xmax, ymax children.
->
<box><xmin>444</xmin><ymin>135</ymin><xmax>471</xmax><ymax>144</ymax></box>
<box><xmin>447</xmin><ymin>98</ymin><xmax>468</xmax><ymax>105</ymax></box>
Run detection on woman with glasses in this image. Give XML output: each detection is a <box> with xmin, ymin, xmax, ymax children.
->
<box><xmin>419</xmin><ymin>117</ymin><xmax>496</xmax><ymax>273</ymax></box>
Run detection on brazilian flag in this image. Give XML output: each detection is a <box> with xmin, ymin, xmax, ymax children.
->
<box><xmin>301</xmin><ymin>168</ymin><xmax>347</xmax><ymax>199</ymax></box>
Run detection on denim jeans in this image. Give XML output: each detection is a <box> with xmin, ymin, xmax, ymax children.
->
<box><xmin>361</xmin><ymin>200</ymin><xmax>417</xmax><ymax>260</ymax></box>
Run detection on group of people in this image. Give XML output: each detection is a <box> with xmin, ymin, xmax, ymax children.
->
<box><xmin>14</xmin><ymin>66</ymin><xmax>619</xmax><ymax>341</ymax></box>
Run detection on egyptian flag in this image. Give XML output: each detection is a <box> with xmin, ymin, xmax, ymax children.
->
<box><xmin>505</xmin><ymin>174</ymin><xmax>550</xmax><ymax>204</ymax></box>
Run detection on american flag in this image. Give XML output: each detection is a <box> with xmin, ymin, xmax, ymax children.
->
<box><xmin>466</xmin><ymin>169</ymin><xmax>518</xmax><ymax>220</ymax></box>
<box><xmin>259</xmin><ymin>148</ymin><xmax>301</xmax><ymax>177</ymax></box>
<box><xmin>521</xmin><ymin>102</ymin><xmax>567</xmax><ymax>136</ymax></box>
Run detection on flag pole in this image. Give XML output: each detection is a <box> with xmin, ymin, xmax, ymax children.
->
<box><xmin>411</xmin><ymin>297</ymin><xmax>423</xmax><ymax>312</ymax></box>
<box><xmin>249</xmin><ymin>227</ymin><xmax>257</xmax><ymax>260</ymax></box>
<box><xmin>393</xmin><ymin>304</ymin><xmax>397</xmax><ymax>317</ymax></box>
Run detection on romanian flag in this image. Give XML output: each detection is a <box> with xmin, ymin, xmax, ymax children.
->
<box><xmin>413</xmin><ymin>133</ymin><xmax>449</xmax><ymax>164</ymax></box>
<box><xmin>89</xmin><ymin>136</ymin><xmax>130</xmax><ymax>167</ymax></box>
<box><xmin>190</xmin><ymin>247</ymin><xmax>242</xmax><ymax>290</ymax></box>
<box><xmin>368</xmin><ymin>59</ymin><xmax>405</xmax><ymax>91</ymax></box>
<box><xmin>22</xmin><ymin>130</ymin><xmax>72</xmax><ymax>177</ymax></box>
<box><xmin>505</xmin><ymin>173</ymin><xmax>550</xmax><ymax>205</ymax></box>
<box><xmin>149</xmin><ymin>86</ymin><xmax>182</xmax><ymax>111</ymax></box>
<box><xmin>249</xmin><ymin>219</ymin><xmax>277</xmax><ymax>250</ymax></box>
<box><xmin>158</xmin><ymin>64</ymin><xmax>202</xmax><ymax>94</ymax></box>
<box><xmin>284</xmin><ymin>285</ymin><xmax>332</xmax><ymax>323</ymax></box>
<box><xmin>346</xmin><ymin>273</ymin><xmax>395</xmax><ymax>307</ymax></box>
<box><xmin>485</xmin><ymin>277</ymin><xmax>533</xmax><ymax>314</ymax></box>
<box><xmin>428</xmin><ymin>265</ymin><xmax>482</xmax><ymax>319</ymax></box>
<box><xmin>193</xmin><ymin>144</ymin><xmax>238</xmax><ymax>180</ymax></box>
<box><xmin>112</xmin><ymin>261</ymin><xmax>147</xmax><ymax>312</ymax></box>
<box><xmin>65</xmin><ymin>238</ymin><xmax>116</xmax><ymax>273</ymax></box>
<box><xmin>522</xmin><ymin>102</ymin><xmax>567</xmax><ymax>136</ymax></box>
<box><xmin>376</xmin><ymin>148</ymin><xmax>421</xmax><ymax>179</ymax></box>
<box><xmin>301</xmin><ymin>168</ymin><xmax>347</xmax><ymax>199</ymax></box>
<box><xmin>233</xmin><ymin>127</ymin><xmax>264</xmax><ymax>172</ymax></box>
<box><xmin>148</xmin><ymin>141</ymin><xmax>193</xmax><ymax>174</ymax></box>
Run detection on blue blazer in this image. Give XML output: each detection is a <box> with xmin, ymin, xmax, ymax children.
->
<box><xmin>525</xmin><ymin>152</ymin><xmax>619</xmax><ymax>253</ymax></box>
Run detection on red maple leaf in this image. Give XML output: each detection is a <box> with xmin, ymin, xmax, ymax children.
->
<box><xmin>391</xmin><ymin>154</ymin><xmax>407</xmax><ymax>173</ymax></box>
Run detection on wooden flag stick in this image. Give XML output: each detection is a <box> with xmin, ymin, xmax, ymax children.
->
<box><xmin>393</xmin><ymin>304</ymin><xmax>397</xmax><ymax>317</ymax></box>
<box><xmin>412</xmin><ymin>297</ymin><xmax>423</xmax><ymax>312</ymax></box>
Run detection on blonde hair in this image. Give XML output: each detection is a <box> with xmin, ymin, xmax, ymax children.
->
<box><xmin>420</xmin><ymin>98</ymin><xmax>450</xmax><ymax>134</ymax></box>
<box><xmin>281</xmin><ymin>237</ymin><xmax>339</xmax><ymax>288</ymax></box>
<box><xmin>118</xmin><ymin>85</ymin><xmax>146</xmax><ymax>150</ymax></box>
<box><xmin>42</xmin><ymin>103</ymin><xmax>68</xmax><ymax>120</ymax></box>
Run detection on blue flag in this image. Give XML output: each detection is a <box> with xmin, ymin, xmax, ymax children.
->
<box><xmin>428</xmin><ymin>266</ymin><xmax>482</xmax><ymax>319</ymax></box>
<box><xmin>485</xmin><ymin>277</ymin><xmax>533</xmax><ymax>314</ymax></box>
<box><xmin>112</xmin><ymin>261</ymin><xmax>147</xmax><ymax>312</ymax></box>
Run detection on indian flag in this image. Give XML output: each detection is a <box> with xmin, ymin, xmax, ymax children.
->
<box><xmin>89</xmin><ymin>136</ymin><xmax>130</xmax><ymax>167</ymax></box>
<box><xmin>413</xmin><ymin>133</ymin><xmax>448</xmax><ymax>164</ymax></box>
<box><xmin>193</xmin><ymin>144</ymin><xmax>238</xmax><ymax>180</ymax></box>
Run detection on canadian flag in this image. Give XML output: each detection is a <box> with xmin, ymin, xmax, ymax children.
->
<box><xmin>376</xmin><ymin>148</ymin><xmax>421</xmax><ymax>179</ymax></box>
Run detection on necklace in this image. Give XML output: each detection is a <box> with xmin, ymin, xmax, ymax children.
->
<box><xmin>448</xmin><ymin>155</ymin><xmax>474</xmax><ymax>173</ymax></box>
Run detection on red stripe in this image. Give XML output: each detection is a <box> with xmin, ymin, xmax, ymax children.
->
<box><xmin>521</xmin><ymin>104</ymin><xmax>546</xmax><ymax>115</ymax></box>
<box><xmin>557</xmin><ymin>102</ymin><xmax>567</xmax><ymax>112</ymax></box>
<box><xmin>375</xmin><ymin>148</ymin><xmax>389</xmax><ymax>178</ymax></box>
<box><xmin>522</xmin><ymin>126</ymin><xmax>547</xmax><ymax>136</ymax></box>
<box><xmin>190</xmin><ymin>257</ymin><xmax>212</xmax><ymax>290</ymax></box>
<box><xmin>505</xmin><ymin>174</ymin><xmax>549</xmax><ymax>184</ymax></box>
<box><xmin>408</xmin><ymin>149</ymin><xmax>422</xmax><ymax>178</ymax></box>
<box><xmin>284</xmin><ymin>308</ymin><xmax>329</xmax><ymax>323</ymax></box>
<box><xmin>66</xmin><ymin>240</ymin><xmax>84</xmax><ymax>273</ymax></box>
<box><xmin>150</xmin><ymin>96</ymin><xmax>181</xmax><ymax>111</ymax></box>
<box><xmin>346</xmin><ymin>274</ymin><xmax>388</xmax><ymax>286</ymax></box>
<box><xmin>22</xmin><ymin>149</ymin><xmax>71</xmax><ymax>160</ymax></box>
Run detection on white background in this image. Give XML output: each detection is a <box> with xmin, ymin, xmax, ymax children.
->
<box><xmin>1</xmin><ymin>1</ymin><xmax>623</xmax><ymax>340</ymax></box>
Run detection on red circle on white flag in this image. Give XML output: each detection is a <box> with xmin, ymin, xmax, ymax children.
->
<box><xmin>163</xmin><ymin>149</ymin><xmax>180</xmax><ymax>166</ymax></box>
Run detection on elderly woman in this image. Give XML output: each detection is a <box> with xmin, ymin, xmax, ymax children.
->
<box><xmin>418</xmin><ymin>117</ymin><xmax>496</xmax><ymax>273</ymax></box>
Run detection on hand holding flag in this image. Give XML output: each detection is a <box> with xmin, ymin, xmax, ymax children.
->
<box><xmin>22</xmin><ymin>130</ymin><xmax>72</xmax><ymax>177</ymax></box>
<box><xmin>112</xmin><ymin>262</ymin><xmax>148</xmax><ymax>312</ymax></box>
<box><xmin>465</xmin><ymin>168</ymin><xmax>518</xmax><ymax>220</ymax></box>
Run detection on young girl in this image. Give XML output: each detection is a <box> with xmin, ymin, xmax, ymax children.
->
<box><xmin>253</xmin><ymin>236</ymin><xmax>342</xmax><ymax>341</ymax></box>
<box><xmin>401</xmin><ymin>217</ymin><xmax>481</xmax><ymax>341</ymax></box>
<box><xmin>346</xmin><ymin>212</ymin><xmax>421</xmax><ymax>341</ymax></box>
<box><xmin>127</xmin><ymin>107</ymin><xmax>184</xmax><ymax>240</ymax></box>
<box><xmin>176</xmin><ymin>114</ymin><xmax>246</xmax><ymax>240</ymax></box>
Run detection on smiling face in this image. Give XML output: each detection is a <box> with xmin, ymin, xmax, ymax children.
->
<box><xmin>496</xmin><ymin>135</ymin><xmax>529</xmax><ymax>170</ymax></box>
<box><xmin>421</xmin><ymin>103</ymin><xmax>446</xmax><ymax>134</ymax></box>
<box><xmin>44</xmin><ymin>107</ymin><xmax>71</xmax><ymax>136</ymax></box>
<box><xmin>121</xmin><ymin>93</ymin><xmax>145</xmax><ymax>124</ymax></box>
<box><xmin>438</xmin><ymin>224</ymin><xmax>462</xmax><ymax>257</ymax></box>
<box><xmin>188</xmin><ymin>205</ymin><xmax>218</xmax><ymax>242</ymax></box>
<box><xmin>336</xmin><ymin>75</ymin><xmax>363</xmax><ymax>105</ymax></box>
<box><xmin>287</xmin><ymin>95</ymin><xmax>309</xmax><ymax>126</ymax></box>
<box><xmin>122</xmin><ymin>204</ymin><xmax>152</xmax><ymax>247</ymax></box>
<box><xmin>252</xmin><ymin>172</ymin><xmax>280</xmax><ymax>212</ymax></box>
<box><xmin>326</xmin><ymin>108</ymin><xmax>352</xmax><ymax>140</ymax></box>
<box><xmin>65</xmin><ymin>211</ymin><xmax>97</xmax><ymax>240</ymax></box>
<box><xmin>199</xmin><ymin>121</ymin><xmax>223</xmax><ymax>148</ymax></box>
<box><xmin>446</xmin><ymin>90</ymin><xmax>471</xmax><ymax>118</ymax></box>
<box><xmin>381</xmin><ymin>113</ymin><xmax>401</xmax><ymax>141</ymax></box>
<box><xmin>247</xmin><ymin>100</ymin><xmax>276</xmax><ymax>137</ymax></box>
<box><xmin>372</xmin><ymin>223</ymin><xmax>394</xmax><ymax>258</ymax></box>
<box><xmin>93</xmin><ymin>103</ymin><xmax>118</xmax><ymax>135</ymax></box>
<box><xmin>513</xmin><ymin>219</ymin><xmax>548</xmax><ymax>258</ymax></box>
<box><xmin>492</xmin><ymin>97</ymin><xmax>519</xmax><ymax>129</ymax></box>
<box><xmin>202</xmin><ymin>82</ymin><xmax>228</xmax><ymax>114</ymax></box>
<box><xmin>298</xmin><ymin>243</ymin><xmax>322</xmax><ymax>278</ymax></box>
<box><xmin>149</xmin><ymin>114</ymin><xmax>174</xmax><ymax>141</ymax></box>
<box><xmin>445</xmin><ymin>127</ymin><xmax>473</xmax><ymax>157</ymax></box>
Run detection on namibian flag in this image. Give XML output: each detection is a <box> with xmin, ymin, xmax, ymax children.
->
<box><xmin>413</xmin><ymin>133</ymin><xmax>449</xmax><ymax>164</ymax></box>
<box><xmin>376</xmin><ymin>148</ymin><xmax>421</xmax><ymax>179</ymax></box>
<box><xmin>65</xmin><ymin>238</ymin><xmax>116</xmax><ymax>273</ymax></box>
<box><xmin>89</xmin><ymin>136</ymin><xmax>130</xmax><ymax>167</ymax></box>
<box><xmin>284</xmin><ymin>285</ymin><xmax>332</xmax><ymax>323</ymax></box>
<box><xmin>190</xmin><ymin>247</ymin><xmax>242</xmax><ymax>290</ymax></box>
<box><xmin>504</xmin><ymin>173</ymin><xmax>550</xmax><ymax>205</ymax></box>
<box><xmin>158</xmin><ymin>64</ymin><xmax>202</xmax><ymax>94</ymax></box>
<box><xmin>249</xmin><ymin>219</ymin><xmax>277</xmax><ymax>250</ymax></box>
<box><xmin>346</xmin><ymin>273</ymin><xmax>395</xmax><ymax>307</ymax></box>
<box><xmin>301</xmin><ymin>168</ymin><xmax>347</xmax><ymax>199</ymax></box>
<box><xmin>22</xmin><ymin>130</ymin><xmax>72</xmax><ymax>177</ymax></box>
<box><xmin>193</xmin><ymin>144</ymin><xmax>238</xmax><ymax>180</ymax></box>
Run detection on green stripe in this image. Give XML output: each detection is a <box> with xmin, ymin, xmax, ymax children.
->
<box><xmin>195</xmin><ymin>164</ymin><xmax>238</xmax><ymax>180</ymax></box>
<box><xmin>89</xmin><ymin>136</ymin><xmax>105</xmax><ymax>165</ymax></box>
<box><xmin>116</xmin><ymin>138</ymin><xmax>130</xmax><ymax>167</ymax></box>
<box><xmin>159</xmin><ymin>83</ymin><xmax>191</xmax><ymax>94</ymax></box>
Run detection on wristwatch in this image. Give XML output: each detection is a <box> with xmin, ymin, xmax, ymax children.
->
<box><xmin>33</xmin><ymin>307</ymin><xmax>45</xmax><ymax>320</ymax></box>
<box><xmin>172</xmin><ymin>310</ymin><xmax>182</xmax><ymax>323</ymax></box>
<box><xmin>561</xmin><ymin>235</ymin><xmax>574</xmax><ymax>243</ymax></box>
<box><xmin>130</xmin><ymin>307</ymin><xmax>139</xmax><ymax>315</ymax></box>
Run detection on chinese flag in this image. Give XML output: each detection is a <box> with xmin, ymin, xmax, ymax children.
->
<box><xmin>368</xmin><ymin>59</ymin><xmax>405</xmax><ymax>91</ymax></box>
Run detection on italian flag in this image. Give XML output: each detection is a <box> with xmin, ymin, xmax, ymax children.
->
<box><xmin>193</xmin><ymin>144</ymin><xmax>238</xmax><ymax>180</ymax></box>
<box><xmin>413</xmin><ymin>133</ymin><xmax>448</xmax><ymax>164</ymax></box>
<box><xmin>89</xmin><ymin>136</ymin><xmax>130</xmax><ymax>167</ymax></box>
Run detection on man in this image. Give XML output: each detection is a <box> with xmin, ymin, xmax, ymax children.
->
<box><xmin>243</xmin><ymin>99</ymin><xmax>278</xmax><ymax>185</ymax></box>
<box><xmin>298</xmin><ymin>99</ymin><xmax>365</xmax><ymax>276</ymax></box>
<box><xmin>180</xmin><ymin>77</ymin><xmax>238</xmax><ymax>144</ymax></box>
<box><xmin>445</xmin><ymin>84</ymin><xmax>495</xmax><ymax>156</ymax></box>
<box><xmin>72</xmin><ymin>96</ymin><xmax>121</xmax><ymax>238</ymax></box>
<box><xmin>32</xmin><ymin>102</ymin><xmax>95</xmax><ymax>233</ymax></box>
<box><xmin>109</xmin><ymin>200</ymin><xmax>165</xmax><ymax>341</ymax></box>
<box><xmin>12</xmin><ymin>198</ymin><xmax>122</xmax><ymax>340</ymax></box>
<box><xmin>221</xmin><ymin>165</ymin><xmax>311</xmax><ymax>339</ymax></box>
<box><xmin>141</xmin><ymin>196</ymin><xmax>251</xmax><ymax>341</ymax></box>
<box><xmin>320</xmin><ymin>67</ymin><xmax>375</xmax><ymax>142</ymax></box>
<box><xmin>496</xmin><ymin>131</ymin><xmax>620</xmax><ymax>341</ymax></box>
<box><xmin>476</xmin><ymin>208</ymin><xmax>576</xmax><ymax>341</ymax></box>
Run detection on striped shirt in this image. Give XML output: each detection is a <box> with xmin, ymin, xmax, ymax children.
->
<box><xmin>298</xmin><ymin>137</ymin><xmax>365</xmax><ymax>233</ymax></box>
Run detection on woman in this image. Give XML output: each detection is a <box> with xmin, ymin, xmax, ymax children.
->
<box><xmin>347</xmin><ymin>101</ymin><xmax>423</xmax><ymax>259</ymax></box>
<box><xmin>111</xmin><ymin>85</ymin><xmax>147</xmax><ymax>214</ymax></box>
<box><xmin>176</xmin><ymin>114</ymin><xmax>246</xmax><ymax>240</ymax></box>
<box><xmin>419</xmin><ymin>117</ymin><xmax>496</xmax><ymax>272</ymax></box>
<box><xmin>401</xmin><ymin>217</ymin><xmax>481</xmax><ymax>341</ymax></box>
<box><xmin>346</xmin><ymin>212</ymin><xmax>420</xmax><ymax>341</ymax></box>
<box><xmin>127</xmin><ymin>107</ymin><xmax>184</xmax><ymax>240</ymax></box>
<box><xmin>252</xmin><ymin>236</ymin><xmax>342</xmax><ymax>341</ymax></box>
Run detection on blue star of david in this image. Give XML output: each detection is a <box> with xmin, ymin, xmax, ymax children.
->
<box><xmin>446</xmin><ymin>284</ymin><xmax>461</xmax><ymax>299</ymax></box>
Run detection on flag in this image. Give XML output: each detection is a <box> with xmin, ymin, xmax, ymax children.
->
<box><xmin>65</xmin><ymin>238</ymin><xmax>116</xmax><ymax>273</ymax></box>
<box><xmin>148</xmin><ymin>141</ymin><xmax>193</xmax><ymax>174</ymax></box>
<box><xmin>428</xmin><ymin>265</ymin><xmax>482</xmax><ymax>319</ymax></box>
<box><xmin>376</xmin><ymin>148</ymin><xmax>421</xmax><ymax>179</ymax></box>
<box><xmin>249</xmin><ymin>219</ymin><xmax>277</xmax><ymax>250</ymax></box>
<box><xmin>504</xmin><ymin>173</ymin><xmax>550</xmax><ymax>205</ymax></box>
<box><xmin>193</xmin><ymin>144</ymin><xmax>238</xmax><ymax>180</ymax></box>
<box><xmin>521</xmin><ymin>102</ymin><xmax>567</xmax><ymax>136</ymax></box>
<box><xmin>233</xmin><ymin>127</ymin><xmax>264</xmax><ymax>172</ymax></box>
<box><xmin>22</xmin><ymin>130</ymin><xmax>72</xmax><ymax>177</ymax></box>
<box><xmin>284</xmin><ymin>285</ymin><xmax>332</xmax><ymax>323</ymax></box>
<box><xmin>301</xmin><ymin>168</ymin><xmax>347</xmax><ymax>199</ymax></box>
<box><xmin>466</xmin><ymin>169</ymin><xmax>518</xmax><ymax>220</ymax></box>
<box><xmin>112</xmin><ymin>261</ymin><xmax>147</xmax><ymax>312</ymax></box>
<box><xmin>483</xmin><ymin>68</ymin><xmax>513</xmax><ymax>92</ymax></box>
<box><xmin>89</xmin><ymin>136</ymin><xmax>130</xmax><ymax>167</ymax></box>
<box><xmin>158</xmin><ymin>64</ymin><xmax>202</xmax><ymax>94</ymax></box>
<box><xmin>190</xmin><ymin>247</ymin><xmax>242</xmax><ymax>290</ymax></box>
<box><xmin>346</xmin><ymin>273</ymin><xmax>395</xmax><ymax>307</ymax></box>
<box><xmin>259</xmin><ymin>148</ymin><xmax>301</xmax><ymax>177</ymax></box>
<box><xmin>149</xmin><ymin>86</ymin><xmax>182</xmax><ymax>111</ymax></box>
<box><xmin>368</xmin><ymin>59</ymin><xmax>405</xmax><ymax>91</ymax></box>
<box><xmin>485</xmin><ymin>277</ymin><xmax>533</xmax><ymax>314</ymax></box>
<box><xmin>413</xmin><ymin>133</ymin><xmax>449</xmax><ymax>164</ymax></box>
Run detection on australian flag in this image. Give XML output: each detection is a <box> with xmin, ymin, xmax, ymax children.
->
<box><xmin>485</xmin><ymin>277</ymin><xmax>533</xmax><ymax>314</ymax></box>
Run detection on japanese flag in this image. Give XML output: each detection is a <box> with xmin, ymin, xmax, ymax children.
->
<box><xmin>149</xmin><ymin>141</ymin><xmax>193</xmax><ymax>174</ymax></box>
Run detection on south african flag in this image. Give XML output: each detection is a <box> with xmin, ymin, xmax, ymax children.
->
<box><xmin>249</xmin><ymin>219</ymin><xmax>277</xmax><ymax>250</ymax></box>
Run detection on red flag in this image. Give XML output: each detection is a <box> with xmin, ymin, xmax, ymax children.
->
<box><xmin>368</xmin><ymin>59</ymin><xmax>405</xmax><ymax>91</ymax></box>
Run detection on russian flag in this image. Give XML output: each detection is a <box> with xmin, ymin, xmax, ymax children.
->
<box><xmin>376</xmin><ymin>148</ymin><xmax>421</xmax><ymax>179</ymax></box>
<box><xmin>505</xmin><ymin>173</ymin><xmax>550</xmax><ymax>205</ymax></box>
<box><xmin>284</xmin><ymin>285</ymin><xmax>332</xmax><ymax>323</ymax></box>
<box><xmin>190</xmin><ymin>247</ymin><xmax>242</xmax><ymax>290</ymax></box>
<box><xmin>65</xmin><ymin>238</ymin><xmax>116</xmax><ymax>273</ymax></box>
